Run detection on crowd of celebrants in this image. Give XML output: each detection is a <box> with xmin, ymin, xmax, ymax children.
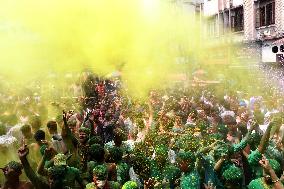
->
<box><xmin>1</xmin><ymin>73</ymin><xmax>284</xmax><ymax>189</ymax></box>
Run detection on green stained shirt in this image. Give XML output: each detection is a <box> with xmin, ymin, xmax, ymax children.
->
<box><xmin>180</xmin><ymin>169</ymin><xmax>200</xmax><ymax>189</ymax></box>
<box><xmin>150</xmin><ymin>160</ymin><xmax>164</xmax><ymax>181</ymax></box>
<box><xmin>63</xmin><ymin>166</ymin><xmax>83</xmax><ymax>188</ymax></box>
<box><xmin>116</xmin><ymin>162</ymin><xmax>130</xmax><ymax>185</ymax></box>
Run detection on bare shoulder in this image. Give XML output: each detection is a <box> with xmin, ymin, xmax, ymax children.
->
<box><xmin>20</xmin><ymin>181</ymin><xmax>34</xmax><ymax>189</ymax></box>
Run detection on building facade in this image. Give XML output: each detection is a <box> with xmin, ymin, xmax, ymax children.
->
<box><xmin>203</xmin><ymin>0</ymin><xmax>284</xmax><ymax>63</ymax></box>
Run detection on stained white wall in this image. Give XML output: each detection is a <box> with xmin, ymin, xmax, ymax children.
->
<box><xmin>262</xmin><ymin>42</ymin><xmax>277</xmax><ymax>62</ymax></box>
<box><xmin>203</xmin><ymin>0</ymin><xmax>218</xmax><ymax>16</ymax></box>
<box><xmin>233</xmin><ymin>0</ymin><xmax>243</xmax><ymax>7</ymax></box>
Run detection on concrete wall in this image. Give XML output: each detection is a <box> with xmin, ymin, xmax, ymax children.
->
<box><xmin>275</xmin><ymin>0</ymin><xmax>284</xmax><ymax>35</ymax></box>
<box><xmin>262</xmin><ymin>41</ymin><xmax>277</xmax><ymax>62</ymax></box>
<box><xmin>243</xmin><ymin>0</ymin><xmax>255</xmax><ymax>40</ymax></box>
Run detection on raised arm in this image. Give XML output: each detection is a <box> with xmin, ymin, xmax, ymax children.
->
<box><xmin>259</xmin><ymin>157</ymin><xmax>284</xmax><ymax>189</ymax></box>
<box><xmin>258</xmin><ymin>122</ymin><xmax>273</xmax><ymax>154</ymax></box>
<box><xmin>61</xmin><ymin>110</ymin><xmax>72</xmax><ymax>137</ymax></box>
<box><xmin>61</xmin><ymin>110</ymin><xmax>78</xmax><ymax>145</ymax></box>
<box><xmin>214</xmin><ymin>156</ymin><xmax>226</xmax><ymax>171</ymax></box>
<box><xmin>86</xmin><ymin>111</ymin><xmax>96</xmax><ymax>138</ymax></box>
<box><xmin>18</xmin><ymin>145</ymin><xmax>49</xmax><ymax>189</ymax></box>
<box><xmin>233</xmin><ymin>120</ymin><xmax>259</xmax><ymax>153</ymax></box>
<box><xmin>36</xmin><ymin>147</ymin><xmax>56</xmax><ymax>176</ymax></box>
<box><xmin>36</xmin><ymin>155</ymin><xmax>48</xmax><ymax>176</ymax></box>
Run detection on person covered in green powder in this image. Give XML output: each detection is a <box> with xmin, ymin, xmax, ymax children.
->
<box><xmin>18</xmin><ymin>144</ymin><xmax>79</xmax><ymax>189</ymax></box>
<box><xmin>87</xmin><ymin>144</ymin><xmax>106</xmax><ymax>181</ymax></box>
<box><xmin>176</xmin><ymin>151</ymin><xmax>200</xmax><ymax>189</ymax></box>
<box><xmin>222</xmin><ymin>165</ymin><xmax>243</xmax><ymax>189</ymax></box>
<box><xmin>107</xmin><ymin>146</ymin><xmax>130</xmax><ymax>186</ymax></box>
<box><xmin>51</xmin><ymin>153</ymin><xmax>85</xmax><ymax>188</ymax></box>
<box><xmin>211</xmin><ymin>121</ymin><xmax>255</xmax><ymax>186</ymax></box>
<box><xmin>35</xmin><ymin>152</ymin><xmax>85</xmax><ymax>188</ymax></box>
<box><xmin>121</xmin><ymin>181</ymin><xmax>138</xmax><ymax>189</ymax></box>
<box><xmin>0</xmin><ymin>161</ymin><xmax>33</xmax><ymax>189</ymax></box>
<box><xmin>85</xmin><ymin>164</ymin><xmax>119</xmax><ymax>189</ymax></box>
<box><xmin>37</xmin><ymin>145</ymin><xmax>58</xmax><ymax>175</ymax></box>
<box><xmin>150</xmin><ymin>145</ymin><xmax>168</xmax><ymax>181</ymax></box>
<box><xmin>243</xmin><ymin>120</ymin><xmax>274</xmax><ymax>179</ymax></box>
<box><xmin>150</xmin><ymin>144</ymin><xmax>180</xmax><ymax>188</ymax></box>
<box><xmin>248</xmin><ymin>156</ymin><xmax>284</xmax><ymax>189</ymax></box>
<box><xmin>62</xmin><ymin>110</ymin><xmax>95</xmax><ymax>171</ymax></box>
<box><xmin>130</xmin><ymin>151</ymin><xmax>151</xmax><ymax>188</ymax></box>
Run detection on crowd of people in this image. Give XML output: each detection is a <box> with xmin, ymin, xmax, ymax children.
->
<box><xmin>1</xmin><ymin>72</ymin><xmax>284</xmax><ymax>189</ymax></box>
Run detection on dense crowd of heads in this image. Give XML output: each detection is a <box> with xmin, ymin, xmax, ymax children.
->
<box><xmin>1</xmin><ymin>72</ymin><xmax>284</xmax><ymax>189</ymax></box>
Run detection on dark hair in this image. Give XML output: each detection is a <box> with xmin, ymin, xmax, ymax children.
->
<box><xmin>89</xmin><ymin>135</ymin><xmax>104</xmax><ymax>145</ymax></box>
<box><xmin>108</xmin><ymin>146</ymin><xmax>123</xmax><ymax>163</ymax></box>
<box><xmin>89</xmin><ymin>144</ymin><xmax>105</xmax><ymax>162</ymax></box>
<box><xmin>47</xmin><ymin>121</ymin><xmax>58</xmax><ymax>132</ymax></box>
<box><xmin>34</xmin><ymin>129</ymin><xmax>45</xmax><ymax>142</ymax></box>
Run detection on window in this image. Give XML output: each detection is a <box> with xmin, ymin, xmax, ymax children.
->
<box><xmin>266</xmin><ymin>2</ymin><xmax>275</xmax><ymax>25</ymax></box>
<box><xmin>232</xmin><ymin>7</ymin><xmax>243</xmax><ymax>32</ymax></box>
<box><xmin>255</xmin><ymin>1</ymin><xmax>275</xmax><ymax>28</ymax></box>
<box><xmin>260</xmin><ymin>6</ymin><xmax>265</xmax><ymax>27</ymax></box>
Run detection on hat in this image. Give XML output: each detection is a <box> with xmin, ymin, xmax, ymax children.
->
<box><xmin>54</xmin><ymin>153</ymin><xmax>67</xmax><ymax>166</ymax></box>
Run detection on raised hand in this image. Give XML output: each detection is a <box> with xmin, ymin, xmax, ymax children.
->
<box><xmin>249</xmin><ymin>118</ymin><xmax>258</xmax><ymax>132</ymax></box>
<box><xmin>63</xmin><ymin>110</ymin><xmax>67</xmax><ymax>122</ymax></box>
<box><xmin>18</xmin><ymin>143</ymin><xmax>29</xmax><ymax>160</ymax></box>
<box><xmin>43</xmin><ymin>147</ymin><xmax>56</xmax><ymax>159</ymax></box>
<box><xmin>259</xmin><ymin>155</ymin><xmax>272</xmax><ymax>173</ymax></box>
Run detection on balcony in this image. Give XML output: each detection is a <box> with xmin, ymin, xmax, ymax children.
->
<box><xmin>256</xmin><ymin>25</ymin><xmax>277</xmax><ymax>40</ymax></box>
